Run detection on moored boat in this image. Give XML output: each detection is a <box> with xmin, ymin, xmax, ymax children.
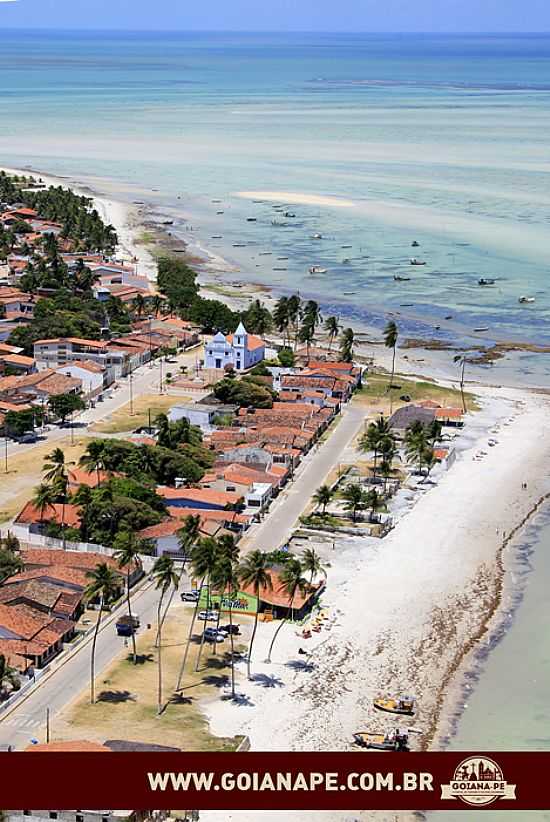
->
<box><xmin>353</xmin><ymin>729</ymin><xmax>410</xmax><ymax>751</ymax></box>
<box><xmin>410</xmin><ymin>258</ymin><xmax>426</xmax><ymax>266</ymax></box>
<box><xmin>309</xmin><ymin>265</ymin><xmax>327</xmax><ymax>274</ymax></box>
<box><xmin>373</xmin><ymin>695</ymin><xmax>416</xmax><ymax>716</ymax></box>
<box><xmin>478</xmin><ymin>278</ymin><xmax>495</xmax><ymax>286</ymax></box>
<box><xmin>518</xmin><ymin>295</ymin><xmax>535</xmax><ymax>304</ymax></box>
<box><xmin>411</xmin><ymin>240</ymin><xmax>420</xmax><ymax>247</ymax></box>
<box><xmin>394</xmin><ymin>275</ymin><xmax>411</xmax><ymax>282</ymax></box>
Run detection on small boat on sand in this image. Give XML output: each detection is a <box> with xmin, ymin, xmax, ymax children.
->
<box><xmin>309</xmin><ymin>265</ymin><xmax>327</xmax><ymax>275</ymax></box>
<box><xmin>410</xmin><ymin>258</ymin><xmax>426</xmax><ymax>266</ymax></box>
<box><xmin>211</xmin><ymin>235</ymin><xmax>223</xmax><ymax>239</ymax></box>
<box><xmin>373</xmin><ymin>695</ymin><xmax>416</xmax><ymax>716</ymax></box>
<box><xmin>394</xmin><ymin>275</ymin><xmax>411</xmax><ymax>282</ymax></box>
<box><xmin>353</xmin><ymin>729</ymin><xmax>410</xmax><ymax>751</ymax></box>
<box><xmin>273</xmin><ymin>267</ymin><xmax>287</xmax><ymax>271</ymax></box>
<box><xmin>162</xmin><ymin>220</ymin><xmax>174</xmax><ymax>226</ymax></box>
<box><xmin>518</xmin><ymin>295</ymin><xmax>535</xmax><ymax>304</ymax></box>
<box><xmin>233</xmin><ymin>243</ymin><xmax>246</xmax><ymax>247</ymax></box>
<box><xmin>478</xmin><ymin>278</ymin><xmax>495</xmax><ymax>286</ymax></box>
<box><xmin>259</xmin><ymin>251</ymin><xmax>272</xmax><ymax>256</ymax></box>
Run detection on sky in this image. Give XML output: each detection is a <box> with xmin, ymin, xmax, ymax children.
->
<box><xmin>0</xmin><ymin>0</ymin><xmax>549</xmax><ymax>32</ymax></box>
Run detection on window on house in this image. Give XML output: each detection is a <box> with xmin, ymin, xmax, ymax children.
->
<box><xmin>226</xmin><ymin>486</ymin><xmax>236</xmax><ymax>492</ymax></box>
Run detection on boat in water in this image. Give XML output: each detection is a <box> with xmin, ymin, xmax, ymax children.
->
<box><xmin>411</xmin><ymin>240</ymin><xmax>420</xmax><ymax>247</ymax></box>
<box><xmin>272</xmin><ymin>219</ymin><xmax>289</xmax><ymax>227</ymax></box>
<box><xmin>341</xmin><ymin>258</ymin><xmax>351</xmax><ymax>264</ymax></box>
<box><xmin>518</xmin><ymin>295</ymin><xmax>535</xmax><ymax>304</ymax></box>
<box><xmin>410</xmin><ymin>258</ymin><xmax>426</xmax><ymax>266</ymax></box>
<box><xmin>474</xmin><ymin>326</ymin><xmax>490</xmax><ymax>332</ymax></box>
<box><xmin>312</xmin><ymin>233</ymin><xmax>323</xmax><ymax>240</ymax></box>
<box><xmin>353</xmin><ymin>729</ymin><xmax>410</xmax><ymax>751</ymax></box>
<box><xmin>478</xmin><ymin>278</ymin><xmax>495</xmax><ymax>286</ymax></box>
<box><xmin>373</xmin><ymin>695</ymin><xmax>416</xmax><ymax>716</ymax></box>
<box><xmin>247</xmin><ymin>217</ymin><xmax>257</xmax><ymax>222</ymax></box>
<box><xmin>394</xmin><ymin>275</ymin><xmax>411</xmax><ymax>282</ymax></box>
<box><xmin>232</xmin><ymin>243</ymin><xmax>246</xmax><ymax>247</ymax></box>
<box><xmin>284</xmin><ymin>211</ymin><xmax>296</xmax><ymax>218</ymax></box>
<box><xmin>309</xmin><ymin>265</ymin><xmax>327</xmax><ymax>275</ymax></box>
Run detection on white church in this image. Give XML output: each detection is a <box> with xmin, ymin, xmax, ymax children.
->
<box><xmin>204</xmin><ymin>321</ymin><xmax>266</xmax><ymax>372</ymax></box>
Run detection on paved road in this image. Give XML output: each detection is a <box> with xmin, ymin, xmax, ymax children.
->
<box><xmin>240</xmin><ymin>404</ymin><xmax>367</xmax><ymax>552</ymax></box>
<box><xmin>0</xmin><ymin>579</ymin><xmax>165</xmax><ymax>750</ymax></box>
<box><xmin>2</xmin><ymin>344</ymin><xmax>204</xmax><ymax>463</ymax></box>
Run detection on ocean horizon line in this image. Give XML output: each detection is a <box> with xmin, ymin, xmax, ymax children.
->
<box><xmin>2</xmin><ymin>27</ymin><xmax>550</xmax><ymax>36</ymax></box>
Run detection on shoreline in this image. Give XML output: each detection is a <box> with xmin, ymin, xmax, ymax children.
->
<box><xmin>2</xmin><ymin>162</ymin><xmax>549</xmax><ymax>391</ymax></box>
<box><xmin>202</xmin><ymin>385</ymin><xmax>550</xmax><ymax>756</ymax></box>
<box><xmin>3</xmin><ymin>163</ymin><xmax>550</xmax><ymax>762</ymax></box>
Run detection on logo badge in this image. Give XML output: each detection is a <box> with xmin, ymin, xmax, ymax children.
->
<box><xmin>441</xmin><ymin>757</ymin><xmax>516</xmax><ymax>806</ymax></box>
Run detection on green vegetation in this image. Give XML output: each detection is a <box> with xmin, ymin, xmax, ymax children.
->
<box><xmin>48</xmin><ymin>392</ymin><xmax>86</xmax><ymax>424</ymax></box>
<box><xmin>213</xmin><ymin>375</ymin><xmax>276</xmax><ymax>409</ymax></box>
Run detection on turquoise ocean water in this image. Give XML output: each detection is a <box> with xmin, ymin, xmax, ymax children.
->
<box><xmin>1</xmin><ymin>29</ymin><xmax>550</xmax><ymax>799</ymax></box>
<box><xmin>1</xmin><ymin>30</ymin><xmax>550</xmax><ymax>383</ymax></box>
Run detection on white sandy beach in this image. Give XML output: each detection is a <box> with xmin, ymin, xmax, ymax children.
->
<box><xmin>0</xmin><ymin>165</ymin><xmax>158</xmax><ymax>282</ymax></box>
<box><xmin>5</xmin><ymin>164</ymin><xmax>550</xmax><ymax>776</ymax></box>
<box><xmin>203</xmin><ymin>386</ymin><xmax>550</xmax><ymax>758</ymax></box>
<box><xmin>236</xmin><ymin>191</ymin><xmax>355</xmax><ymax>208</ymax></box>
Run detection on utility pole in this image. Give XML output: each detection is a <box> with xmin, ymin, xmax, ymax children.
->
<box><xmin>129</xmin><ymin>371</ymin><xmax>134</xmax><ymax>416</ymax></box>
<box><xmin>46</xmin><ymin>707</ymin><xmax>50</xmax><ymax>743</ymax></box>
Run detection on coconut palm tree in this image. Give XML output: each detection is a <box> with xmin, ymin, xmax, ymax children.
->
<box><xmin>113</xmin><ymin>531</ymin><xmax>143</xmax><ymax>665</ymax></box>
<box><xmin>273</xmin><ymin>296</ymin><xmax>290</xmax><ymax>348</ymax></box>
<box><xmin>422</xmin><ymin>447</ymin><xmax>437</xmax><ymax>483</ymax></box>
<box><xmin>359</xmin><ymin>417</ymin><xmax>390</xmax><ymax>483</ymax></box>
<box><xmin>79</xmin><ymin>441</ymin><xmax>107</xmax><ymax>487</ymax></box>
<box><xmin>151</xmin><ymin>294</ymin><xmax>166</xmax><ymax>318</ymax></box>
<box><xmin>151</xmin><ymin>555</ymin><xmax>180</xmax><ymax>715</ymax></box>
<box><xmin>405</xmin><ymin>425</ymin><xmax>429</xmax><ymax>475</ymax></box>
<box><xmin>342</xmin><ymin>483</ymin><xmax>367</xmax><ymax>522</ymax></box>
<box><xmin>175</xmin><ymin>537</ymin><xmax>219</xmax><ymax>690</ymax></box>
<box><xmin>132</xmin><ymin>293</ymin><xmax>147</xmax><ymax>318</ymax></box>
<box><xmin>177</xmin><ymin>514</ymin><xmax>202</xmax><ymax>557</ymax></box>
<box><xmin>301</xmin><ymin>547</ymin><xmax>327</xmax><ymax>586</ymax></box>
<box><xmin>85</xmin><ymin>563</ymin><xmax>120</xmax><ymax>704</ymax></box>
<box><xmin>210</xmin><ymin>549</ymin><xmax>240</xmax><ymax>698</ymax></box>
<box><xmin>31</xmin><ymin>482</ymin><xmax>56</xmax><ymax>527</ymax></box>
<box><xmin>365</xmin><ymin>488</ymin><xmax>384</xmax><ymax>523</ymax></box>
<box><xmin>324</xmin><ymin>315</ymin><xmax>340</xmax><ymax>353</ymax></box>
<box><xmin>339</xmin><ymin>327</ymin><xmax>355</xmax><ymax>363</ymax></box>
<box><xmin>383</xmin><ymin>320</ymin><xmax>399</xmax><ymax>413</ymax></box>
<box><xmin>43</xmin><ymin>447</ymin><xmax>73</xmax><ymax>484</ymax></box>
<box><xmin>193</xmin><ymin>538</ymin><xmax>222</xmax><ymax>672</ymax></box>
<box><xmin>266</xmin><ymin>559</ymin><xmax>307</xmax><ymax>663</ymax></box>
<box><xmin>237</xmin><ymin>550</ymin><xmax>272</xmax><ymax>680</ymax></box>
<box><xmin>286</xmin><ymin>294</ymin><xmax>302</xmax><ymax>351</ymax></box>
<box><xmin>453</xmin><ymin>354</ymin><xmax>468</xmax><ymax>413</ymax></box>
<box><xmin>312</xmin><ymin>485</ymin><xmax>333</xmax><ymax>515</ymax></box>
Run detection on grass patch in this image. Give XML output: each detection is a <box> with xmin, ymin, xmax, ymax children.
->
<box><xmin>53</xmin><ymin>604</ymin><xmax>241</xmax><ymax>752</ymax></box>
<box><xmin>90</xmin><ymin>394</ymin><xmax>185</xmax><ymax>434</ymax></box>
<box><xmin>354</xmin><ymin>371</ymin><xmax>479</xmax><ymax>415</ymax></box>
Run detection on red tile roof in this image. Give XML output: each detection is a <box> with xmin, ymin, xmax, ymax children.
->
<box><xmin>156</xmin><ymin>486</ymin><xmax>243</xmax><ymax>507</ymax></box>
<box><xmin>25</xmin><ymin>740</ymin><xmax>110</xmax><ymax>753</ymax></box>
<box><xmin>15</xmin><ymin>502</ymin><xmax>82</xmax><ymax>529</ymax></box>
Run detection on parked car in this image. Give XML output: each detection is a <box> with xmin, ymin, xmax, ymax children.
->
<box><xmin>204</xmin><ymin>627</ymin><xmax>226</xmax><ymax>643</ymax></box>
<box><xmin>220</xmin><ymin>624</ymin><xmax>241</xmax><ymax>636</ymax></box>
<box><xmin>198</xmin><ymin>610</ymin><xmax>218</xmax><ymax>621</ymax></box>
<box><xmin>16</xmin><ymin>432</ymin><xmax>38</xmax><ymax>443</ymax></box>
<box><xmin>116</xmin><ymin>615</ymin><xmax>140</xmax><ymax>637</ymax></box>
<box><xmin>181</xmin><ymin>590</ymin><xmax>199</xmax><ymax>602</ymax></box>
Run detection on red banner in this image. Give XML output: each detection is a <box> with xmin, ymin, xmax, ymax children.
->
<box><xmin>0</xmin><ymin>752</ymin><xmax>546</xmax><ymax>810</ymax></box>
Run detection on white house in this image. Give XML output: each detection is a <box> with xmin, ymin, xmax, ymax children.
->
<box><xmin>54</xmin><ymin>359</ymin><xmax>112</xmax><ymax>397</ymax></box>
<box><xmin>204</xmin><ymin>322</ymin><xmax>265</xmax><ymax>372</ymax></box>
